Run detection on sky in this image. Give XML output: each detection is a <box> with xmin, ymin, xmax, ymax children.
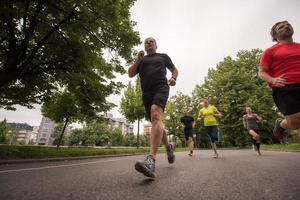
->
<box><xmin>1</xmin><ymin>0</ymin><xmax>300</xmax><ymax>131</ymax></box>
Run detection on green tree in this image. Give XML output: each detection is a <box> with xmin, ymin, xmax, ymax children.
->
<box><xmin>68</xmin><ymin>128</ymin><xmax>83</xmax><ymax>146</ymax></box>
<box><xmin>51</xmin><ymin>123</ymin><xmax>67</xmax><ymax>146</ymax></box>
<box><xmin>192</xmin><ymin>49</ymin><xmax>276</xmax><ymax>146</ymax></box>
<box><xmin>0</xmin><ymin>119</ymin><xmax>9</xmax><ymax>144</ymax></box>
<box><xmin>110</xmin><ymin>128</ymin><xmax>124</xmax><ymax>146</ymax></box>
<box><xmin>41</xmin><ymin>91</ymin><xmax>78</xmax><ymax>148</ymax></box>
<box><xmin>139</xmin><ymin>134</ymin><xmax>150</xmax><ymax>147</ymax></box>
<box><xmin>0</xmin><ymin>0</ymin><xmax>140</xmax><ymax>110</ymax></box>
<box><xmin>124</xmin><ymin>134</ymin><xmax>136</xmax><ymax>147</ymax></box>
<box><xmin>120</xmin><ymin>77</ymin><xmax>146</xmax><ymax>148</ymax></box>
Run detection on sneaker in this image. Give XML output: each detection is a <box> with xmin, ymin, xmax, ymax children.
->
<box><xmin>188</xmin><ymin>153</ymin><xmax>193</xmax><ymax>157</ymax></box>
<box><xmin>166</xmin><ymin>144</ymin><xmax>175</xmax><ymax>164</ymax></box>
<box><xmin>213</xmin><ymin>153</ymin><xmax>218</xmax><ymax>158</ymax></box>
<box><xmin>135</xmin><ymin>155</ymin><xmax>155</xmax><ymax>178</ymax></box>
<box><xmin>273</xmin><ymin>118</ymin><xmax>285</xmax><ymax>141</ymax></box>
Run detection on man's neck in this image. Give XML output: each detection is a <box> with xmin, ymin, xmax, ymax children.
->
<box><xmin>146</xmin><ymin>50</ymin><xmax>156</xmax><ymax>55</ymax></box>
<box><xmin>278</xmin><ymin>38</ymin><xmax>294</xmax><ymax>44</ymax></box>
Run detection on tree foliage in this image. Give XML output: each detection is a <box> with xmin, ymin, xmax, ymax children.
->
<box><xmin>120</xmin><ymin>77</ymin><xmax>146</xmax><ymax>122</ymax></box>
<box><xmin>51</xmin><ymin>123</ymin><xmax>67</xmax><ymax>146</ymax></box>
<box><xmin>120</xmin><ymin>76</ymin><xmax>146</xmax><ymax>147</ymax></box>
<box><xmin>69</xmin><ymin>122</ymin><xmax>110</xmax><ymax>146</ymax></box>
<box><xmin>0</xmin><ymin>119</ymin><xmax>10</xmax><ymax>144</ymax></box>
<box><xmin>0</xmin><ymin>0</ymin><xmax>140</xmax><ymax>110</ymax></box>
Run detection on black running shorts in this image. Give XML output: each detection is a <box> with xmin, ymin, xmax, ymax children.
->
<box><xmin>184</xmin><ymin>129</ymin><xmax>194</xmax><ymax>141</ymax></box>
<box><xmin>142</xmin><ymin>85</ymin><xmax>169</xmax><ymax>121</ymax></box>
<box><xmin>272</xmin><ymin>84</ymin><xmax>300</xmax><ymax>116</ymax></box>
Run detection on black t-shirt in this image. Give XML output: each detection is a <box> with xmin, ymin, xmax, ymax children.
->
<box><xmin>137</xmin><ymin>53</ymin><xmax>174</xmax><ymax>91</ymax></box>
<box><xmin>180</xmin><ymin>115</ymin><xmax>195</xmax><ymax>130</ymax></box>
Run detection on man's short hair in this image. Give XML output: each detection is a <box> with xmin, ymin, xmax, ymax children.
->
<box><xmin>270</xmin><ymin>20</ymin><xmax>288</xmax><ymax>42</ymax></box>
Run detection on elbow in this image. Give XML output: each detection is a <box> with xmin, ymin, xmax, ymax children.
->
<box><xmin>257</xmin><ymin>71</ymin><xmax>262</xmax><ymax>79</ymax></box>
<box><xmin>128</xmin><ymin>70</ymin><xmax>135</xmax><ymax>78</ymax></box>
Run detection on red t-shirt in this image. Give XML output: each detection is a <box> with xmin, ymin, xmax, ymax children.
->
<box><xmin>259</xmin><ymin>42</ymin><xmax>300</xmax><ymax>87</ymax></box>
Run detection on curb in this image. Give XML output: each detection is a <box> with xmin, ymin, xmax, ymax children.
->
<box><xmin>0</xmin><ymin>153</ymin><xmax>146</xmax><ymax>165</ymax></box>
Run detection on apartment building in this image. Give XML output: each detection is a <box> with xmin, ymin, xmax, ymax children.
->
<box><xmin>8</xmin><ymin>122</ymin><xmax>33</xmax><ymax>144</ymax></box>
<box><xmin>36</xmin><ymin>117</ymin><xmax>56</xmax><ymax>145</ymax></box>
<box><xmin>104</xmin><ymin>113</ymin><xmax>134</xmax><ymax>135</ymax></box>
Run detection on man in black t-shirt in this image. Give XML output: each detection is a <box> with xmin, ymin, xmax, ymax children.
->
<box><xmin>128</xmin><ymin>37</ymin><xmax>179</xmax><ymax>178</ymax></box>
<box><xmin>180</xmin><ymin>108</ymin><xmax>195</xmax><ymax>156</ymax></box>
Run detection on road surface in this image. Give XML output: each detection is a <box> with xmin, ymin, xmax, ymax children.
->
<box><xmin>0</xmin><ymin>149</ymin><xmax>299</xmax><ymax>200</ymax></box>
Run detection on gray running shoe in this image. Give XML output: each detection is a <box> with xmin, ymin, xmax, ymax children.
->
<box><xmin>166</xmin><ymin>144</ymin><xmax>175</xmax><ymax>164</ymax></box>
<box><xmin>135</xmin><ymin>155</ymin><xmax>155</xmax><ymax>178</ymax></box>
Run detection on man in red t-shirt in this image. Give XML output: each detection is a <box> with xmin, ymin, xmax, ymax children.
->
<box><xmin>258</xmin><ymin>21</ymin><xmax>300</xmax><ymax>141</ymax></box>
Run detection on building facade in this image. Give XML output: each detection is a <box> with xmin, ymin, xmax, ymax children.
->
<box><xmin>143</xmin><ymin>122</ymin><xmax>152</xmax><ymax>136</ymax></box>
<box><xmin>8</xmin><ymin>122</ymin><xmax>33</xmax><ymax>144</ymax></box>
<box><xmin>104</xmin><ymin>113</ymin><xmax>134</xmax><ymax>135</ymax></box>
<box><xmin>36</xmin><ymin>117</ymin><xmax>56</xmax><ymax>145</ymax></box>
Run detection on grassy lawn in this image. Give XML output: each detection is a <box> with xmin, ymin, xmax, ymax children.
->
<box><xmin>261</xmin><ymin>143</ymin><xmax>300</xmax><ymax>152</ymax></box>
<box><xmin>0</xmin><ymin>145</ymin><xmax>188</xmax><ymax>159</ymax></box>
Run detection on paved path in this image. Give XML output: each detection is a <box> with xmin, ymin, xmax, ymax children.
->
<box><xmin>0</xmin><ymin>149</ymin><xmax>299</xmax><ymax>200</ymax></box>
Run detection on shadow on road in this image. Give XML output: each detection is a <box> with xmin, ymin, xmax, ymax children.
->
<box><xmin>139</xmin><ymin>178</ymin><xmax>155</xmax><ymax>185</ymax></box>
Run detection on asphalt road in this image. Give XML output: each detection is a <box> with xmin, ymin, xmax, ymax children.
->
<box><xmin>0</xmin><ymin>149</ymin><xmax>299</xmax><ymax>200</ymax></box>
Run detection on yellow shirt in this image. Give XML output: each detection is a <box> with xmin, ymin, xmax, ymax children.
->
<box><xmin>198</xmin><ymin>105</ymin><xmax>218</xmax><ymax>126</ymax></box>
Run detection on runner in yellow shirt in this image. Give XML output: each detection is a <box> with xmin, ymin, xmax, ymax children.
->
<box><xmin>198</xmin><ymin>97</ymin><xmax>222</xmax><ymax>158</ymax></box>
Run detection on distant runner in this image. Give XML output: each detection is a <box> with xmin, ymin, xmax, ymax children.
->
<box><xmin>198</xmin><ymin>97</ymin><xmax>222</xmax><ymax>158</ymax></box>
<box><xmin>242</xmin><ymin>107</ymin><xmax>263</xmax><ymax>155</ymax></box>
<box><xmin>180</xmin><ymin>108</ymin><xmax>195</xmax><ymax>156</ymax></box>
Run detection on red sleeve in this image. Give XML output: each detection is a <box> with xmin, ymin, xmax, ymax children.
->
<box><xmin>259</xmin><ymin>48</ymin><xmax>273</xmax><ymax>68</ymax></box>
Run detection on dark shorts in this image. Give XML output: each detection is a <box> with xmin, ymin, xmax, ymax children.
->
<box><xmin>184</xmin><ymin>129</ymin><xmax>194</xmax><ymax>141</ymax></box>
<box><xmin>272</xmin><ymin>84</ymin><xmax>300</xmax><ymax>116</ymax></box>
<box><xmin>205</xmin><ymin>126</ymin><xmax>218</xmax><ymax>143</ymax></box>
<box><xmin>142</xmin><ymin>85</ymin><xmax>169</xmax><ymax>121</ymax></box>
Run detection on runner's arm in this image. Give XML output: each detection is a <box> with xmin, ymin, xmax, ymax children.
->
<box><xmin>168</xmin><ymin>66</ymin><xmax>179</xmax><ymax>86</ymax></box>
<box><xmin>128</xmin><ymin>50</ymin><xmax>144</xmax><ymax>77</ymax></box>
<box><xmin>242</xmin><ymin>116</ymin><xmax>247</xmax><ymax>129</ymax></box>
<box><xmin>255</xmin><ymin>113</ymin><xmax>263</xmax><ymax>121</ymax></box>
<box><xmin>258</xmin><ymin>66</ymin><xmax>285</xmax><ymax>87</ymax></box>
<box><xmin>213</xmin><ymin>107</ymin><xmax>222</xmax><ymax>118</ymax></box>
<box><xmin>180</xmin><ymin>122</ymin><xmax>185</xmax><ymax>128</ymax></box>
<box><xmin>192</xmin><ymin>120</ymin><xmax>195</xmax><ymax>128</ymax></box>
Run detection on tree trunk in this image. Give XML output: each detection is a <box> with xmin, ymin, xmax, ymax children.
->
<box><xmin>57</xmin><ymin>114</ymin><xmax>70</xmax><ymax>149</ymax></box>
<box><xmin>137</xmin><ymin>119</ymin><xmax>140</xmax><ymax>149</ymax></box>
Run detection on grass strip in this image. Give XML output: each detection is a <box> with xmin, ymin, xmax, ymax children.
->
<box><xmin>261</xmin><ymin>143</ymin><xmax>300</xmax><ymax>152</ymax></box>
<box><xmin>0</xmin><ymin>145</ymin><xmax>188</xmax><ymax>159</ymax></box>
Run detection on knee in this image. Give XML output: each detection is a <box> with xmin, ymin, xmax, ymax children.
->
<box><xmin>288</xmin><ymin>120</ymin><xmax>300</xmax><ymax>129</ymax></box>
<box><xmin>150</xmin><ymin>111</ymin><xmax>160</xmax><ymax>122</ymax></box>
<box><xmin>150</xmin><ymin>107</ymin><xmax>162</xmax><ymax>123</ymax></box>
<box><xmin>286</xmin><ymin>114</ymin><xmax>300</xmax><ymax>130</ymax></box>
<box><xmin>151</xmin><ymin>109</ymin><xmax>161</xmax><ymax>123</ymax></box>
